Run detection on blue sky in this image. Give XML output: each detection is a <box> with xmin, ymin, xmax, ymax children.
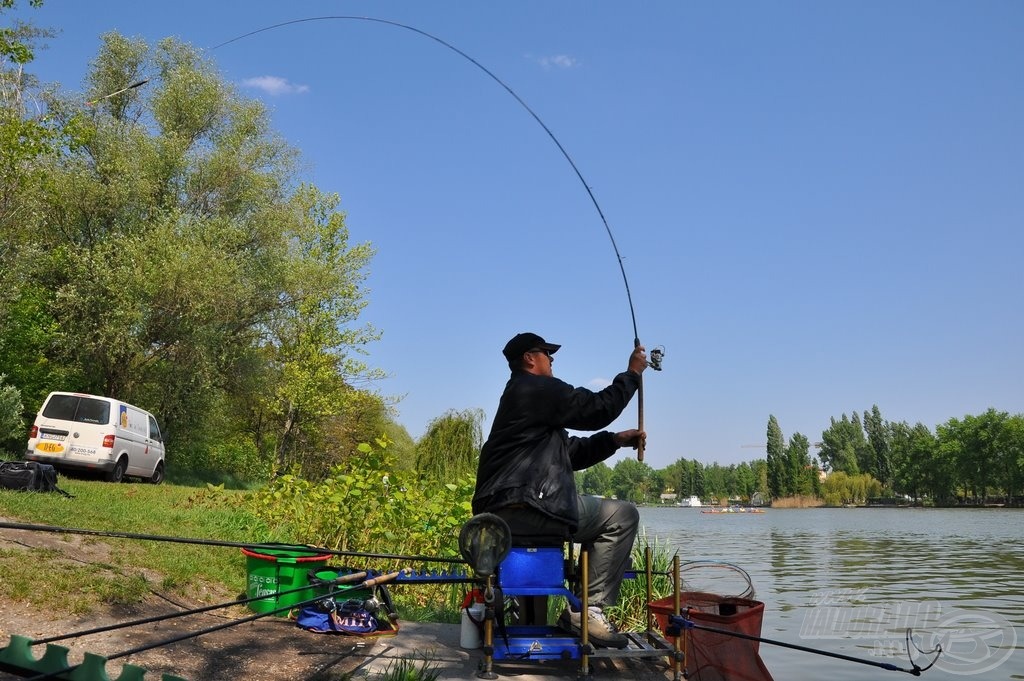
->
<box><xmin>11</xmin><ymin>1</ymin><xmax>1023</xmax><ymax>469</ymax></box>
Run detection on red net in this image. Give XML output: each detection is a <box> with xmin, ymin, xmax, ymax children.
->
<box><xmin>651</xmin><ymin>592</ymin><xmax>774</xmax><ymax>681</ymax></box>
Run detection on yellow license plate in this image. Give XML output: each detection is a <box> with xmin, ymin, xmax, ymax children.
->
<box><xmin>36</xmin><ymin>441</ymin><xmax>65</xmax><ymax>454</ymax></box>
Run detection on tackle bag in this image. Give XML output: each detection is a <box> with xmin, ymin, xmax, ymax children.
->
<box><xmin>296</xmin><ymin>598</ymin><xmax>380</xmax><ymax>635</ymax></box>
<box><xmin>296</xmin><ymin>567</ymin><xmax>399</xmax><ymax>637</ymax></box>
<box><xmin>0</xmin><ymin>460</ymin><xmax>72</xmax><ymax>497</ymax></box>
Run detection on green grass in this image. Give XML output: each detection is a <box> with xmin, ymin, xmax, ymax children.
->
<box><xmin>374</xmin><ymin>658</ymin><xmax>442</xmax><ymax>681</ymax></box>
<box><xmin>0</xmin><ymin>477</ymin><xmax>262</xmax><ymax>612</ymax></box>
<box><xmin>0</xmin><ymin>477</ymin><xmax>463</xmax><ymax>623</ymax></box>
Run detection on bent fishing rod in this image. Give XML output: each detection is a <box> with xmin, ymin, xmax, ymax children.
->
<box><xmin>670</xmin><ymin>614</ymin><xmax>942</xmax><ymax>676</ymax></box>
<box><xmin>212</xmin><ymin>16</ymin><xmax>665</xmax><ymax>459</ymax></box>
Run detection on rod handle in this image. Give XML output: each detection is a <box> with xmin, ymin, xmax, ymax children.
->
<box><xmin>635</xmin><ymin>337</ymin><xmax>645</xmax><ymax>462</ymax></box>
<box><xmin>363</xmin><ymin>568</ymin><xmax>410</xmax><ymax>588</ymax></box>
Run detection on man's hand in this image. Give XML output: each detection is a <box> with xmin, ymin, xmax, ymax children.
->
<box><xmin>613</xmin><ymin>429</ymin><xmax>646</xmax><ymax>450</ymax></box>
<box><xmin>628</xmin><ymin>345</ymin><xmax>648</xmax><ymax>375</ymax></box>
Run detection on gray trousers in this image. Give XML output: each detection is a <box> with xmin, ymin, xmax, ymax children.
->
<box><xmin>574</xmin><ymin>494</ymin><xmax>640</xmax><ymax>608</ymax></box>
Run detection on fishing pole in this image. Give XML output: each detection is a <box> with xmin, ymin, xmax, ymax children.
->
<box><xmin>22</xmin><ymin>569</ymin><xmax>409</xmax><ymax>681</ymax></box>
<box><xmin>84</xmin><ymin>78</ymin><xmax>149</xmax><ymax>106</ymax></box>
<box><xmin>30</xmin><ymin>570</ymin><xmax>371</xmax><ymax>646</ymax></box>
<box><xmin>211</xmin><ymin>16</ymin><xmax>665</xmax><ymax>459</ymax></box>
<box><xmin>0</xmin><ymin>520</ymin><xmax>467</xmax><ymax>564</ymax></box>
<box><xmin>670</xmin><ymin>615</ymin><xmax>942</xmax><ymax>676</ymax></box>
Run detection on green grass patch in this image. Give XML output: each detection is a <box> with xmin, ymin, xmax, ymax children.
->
<box><xmin>0</xmin><ymin>478</ymin><xmax>263</xmax><ymax>612</ymax></box>
<box><xmin>0</xmin><ymin>546</ymin><xmax>152</xmax><ymax>614</ymax></box>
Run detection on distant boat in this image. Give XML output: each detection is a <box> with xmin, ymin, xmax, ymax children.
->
<box><xmin>678</xmin><ymin>495</ymin><xmax>702</xmax><ymax>508</ymax></box>
<box><xmin>701</xmin><ymin>506</ymin><xmax>765</xmax><ymax>514</ymax></box>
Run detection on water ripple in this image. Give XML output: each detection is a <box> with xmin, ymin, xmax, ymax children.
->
<box><xmin>639</xmin><ymin>506</ymin><xmax>1024</xmax><ymax>680</ymax></box>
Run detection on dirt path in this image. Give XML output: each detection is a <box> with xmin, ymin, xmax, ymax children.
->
<box><xmin>0</xmin><ymin>520</ymin><xmax>383</xmax><ymax>680</ymax></box>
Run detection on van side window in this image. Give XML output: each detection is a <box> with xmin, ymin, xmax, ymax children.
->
<box><xmin>148</xmin><ymin>415</ymin><xmax>162</xmax><ymax>441</ymax></box>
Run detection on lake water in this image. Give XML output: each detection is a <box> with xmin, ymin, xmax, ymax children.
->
<box><xmin>637</xmin><ymin>506</ymin><xmax>1024</xmax><ymax>680</ymax></box>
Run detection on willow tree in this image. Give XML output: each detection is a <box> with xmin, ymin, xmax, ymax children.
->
<box><xmin>414</xmin><ymin>408</ymin><xmax>484</xmax><ymax>481</ymax></box>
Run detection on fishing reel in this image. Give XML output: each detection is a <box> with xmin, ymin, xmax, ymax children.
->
<box><xmin>648</xmin><ymin>345</ymin><xmax>665</xmax><ymax>371</ymax></box>
<box><xmin>317</xmin><ymin>595</ymin><xmax>382</xmax><ymax>615</ymax></box>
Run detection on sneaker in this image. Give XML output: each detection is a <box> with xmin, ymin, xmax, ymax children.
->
<box><xmin>558</xmin><ymin>606</ymin><xmax>628</xmax><ymax>648</ymax></box>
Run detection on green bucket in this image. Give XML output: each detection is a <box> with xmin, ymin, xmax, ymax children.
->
<box><xmin>241</xmin><ymin>544</ymin><xmax>333</xmax><ymax>615</ymax></box>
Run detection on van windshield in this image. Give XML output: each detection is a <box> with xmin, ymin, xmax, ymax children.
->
<box><xmin>42</xmin><ymin>395</ymin><xmax>111</xmax><ymax>425</ymax></box>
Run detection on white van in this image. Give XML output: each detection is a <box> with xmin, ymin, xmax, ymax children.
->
<box><xmin>25</xmin><ymin>392</ymin><xmax>166</xmax><ymax>484</ymax></box>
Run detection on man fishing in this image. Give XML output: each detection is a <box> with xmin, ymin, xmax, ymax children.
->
<box><xmin>472</xmin><ymin>332</ymin><xmax>647</xmax><ymax>648</ymax></box>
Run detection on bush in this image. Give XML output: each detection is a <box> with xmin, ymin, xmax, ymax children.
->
<box><xmin>0</xmin><ymin>375</ymin><xmax>25</xmax><ymax>454</ymax></box>
<box><xmin>248</xmin><ymin>438</ymin><xmax>475</xmax><ymax>562</ymax></box>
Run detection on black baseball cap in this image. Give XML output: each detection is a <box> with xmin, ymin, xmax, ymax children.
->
<box><xmin>501</xmin><ymin>332</ymin><xmax>561</xmax><ymax>363</ymax></box>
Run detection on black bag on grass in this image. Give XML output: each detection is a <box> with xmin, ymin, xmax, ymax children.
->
<box><xmin>0</xmin><ymin>461</ymin><xmax>72</xmax><ymax>496</ymax></box>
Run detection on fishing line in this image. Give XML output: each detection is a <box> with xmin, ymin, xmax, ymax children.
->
<box><xmin>212</xmin><ymin>16</ymin><xmax>641</xmax><ymax>337</ymax></box>
<box><xmin>211</xmin><ymin>15</ymin><xmax>664</xmax><ymax>457</ymax></box>
<box><xmin>672</xmin><ymin>616</ymin><xmax>942</xmax><ymax>675</ymax></box>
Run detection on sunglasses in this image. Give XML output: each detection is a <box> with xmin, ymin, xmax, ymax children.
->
<box><xmin>527</xmin><ymin>348</ymin><xmax>552</xmax><ymax>358</ymax></box>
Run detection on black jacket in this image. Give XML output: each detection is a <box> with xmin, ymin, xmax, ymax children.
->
<box><xmin>472</xmin><ymin>368</ymin><xmax>641</xmax><ymax>531</ymax></box>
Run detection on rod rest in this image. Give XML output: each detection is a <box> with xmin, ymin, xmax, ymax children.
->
<box><xmin>0</xmin><ymin>634</ymin><xmax>189</xmax><ymax>681</ymax></box>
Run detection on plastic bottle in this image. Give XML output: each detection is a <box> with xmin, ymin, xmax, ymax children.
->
<box><xmin>460</xmin><ymin>590</ymin><xmax>485</xmax><ymax>649</ymax></box>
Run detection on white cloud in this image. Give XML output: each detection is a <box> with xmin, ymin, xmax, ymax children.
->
<box><xmin>240</xmin><ymin>76</ymin><xmax>310</xmax><ymax>96</ymax></box>
<box><xmin>530</xmin><ymin>54</ymin><xmax>579</xmax><ymax>70</ymax></box>
<box><xmin>588</xmin><ymin>377</ymin><xmax>612</xmax><ymax>390</ymax></box>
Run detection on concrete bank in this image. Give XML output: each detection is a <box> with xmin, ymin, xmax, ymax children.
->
<box><xmin>347</xmin><ymin>621</ymin><xmax>680</xmax><ymax>680</ymax></box>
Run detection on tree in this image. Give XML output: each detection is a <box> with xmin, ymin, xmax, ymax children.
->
<box><xmin>1</xmin><ymin>0</ymin><xmax>63</xmax><ymax>223</ymax></box>
<box><xmin>577</xmin><ymin>461</ymin><xmax>614</xmax><ymax>497</ymax></box>
<box><xmin>3</xmin><ymin>32</ymin><xmax>380</xmax><ymax>479</ymax></box>
<box><xmin>998</xmin><ymin>414</ymin><xmax>1024</xmax><ymax>504</ymax></box>
<box><xmin>691</xmin><ymin>459</ymin><xmax>706</xmax><ymax>498</ymax></box>
<box><xmin>732</xmin><ymin>461</ymin><xmax>757</xmax><ymax>500</ymax></box>
<box><xmin>310</xmin><ymin>390</ymin><xmax>413</xmax><ymax>477</ymax></box>
<box><xmin>661</xmin><ymin>457</ymin><xmax>706</xmax><ymax>500</ymax></box>
<box><xmin>820</xmin><ymin>471</ymin><xmax>882</xmax><ymax>506</ymax></box>
<box><xmin>611</xmin><ymin>458</ymin><xmax>656</xmax><ymax>503</ymax></box>
<box><xmin>889</xmin><ymin>421</ymin><xmax>935</xmax><ymax>503</ymax></box>
<box><xmin>863</xmin><ymin>405</ymin><xmax>892</xmax><ymax>486</ymax></box>
<box><xmin>819</xmin><ymin>413</ymin><xmax>865</xmax><ymax>475</ymax></box>
<box><xmin>766</xmin><ymin>415</ymin><xmax>785</xmax><ymax>498</ymax></box>
<box><xmin>257</xmin><ymin>184</ymin><xmax>379</xmax><ymax>472</ymax></box>
<box><xmin>0</xmin><ymin>373</ymin><xmax>23</xmax><ymax>451</ymax></box>
<box><xmin>786</xmin><ymin>432</ymin><xmax>813</xmax><ymax>496</ymax></box>
<box><xmin>414</xmin><ymin>408</ymin><xmax>484</xmax><ymax>481</ymax></box>
<box><xmin>0</xmin><ymin>2</ymin><xmax>81</xmax><ymax>412</ymax></box>
<box><xmin>937</xmin><ymin>409</ymin><xmax>1008</xmax><ymax>504</ymax></box>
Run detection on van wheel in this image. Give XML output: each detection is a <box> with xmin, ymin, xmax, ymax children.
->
<box><xmin>106</xmin><ymin>458</ymin><xmax>127</xmax><ymax>483</ymax></box>
<box><xmin>148</xmin><ymin>462</ymin><xmax>165</xmax><ymax>485</ymax></box>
